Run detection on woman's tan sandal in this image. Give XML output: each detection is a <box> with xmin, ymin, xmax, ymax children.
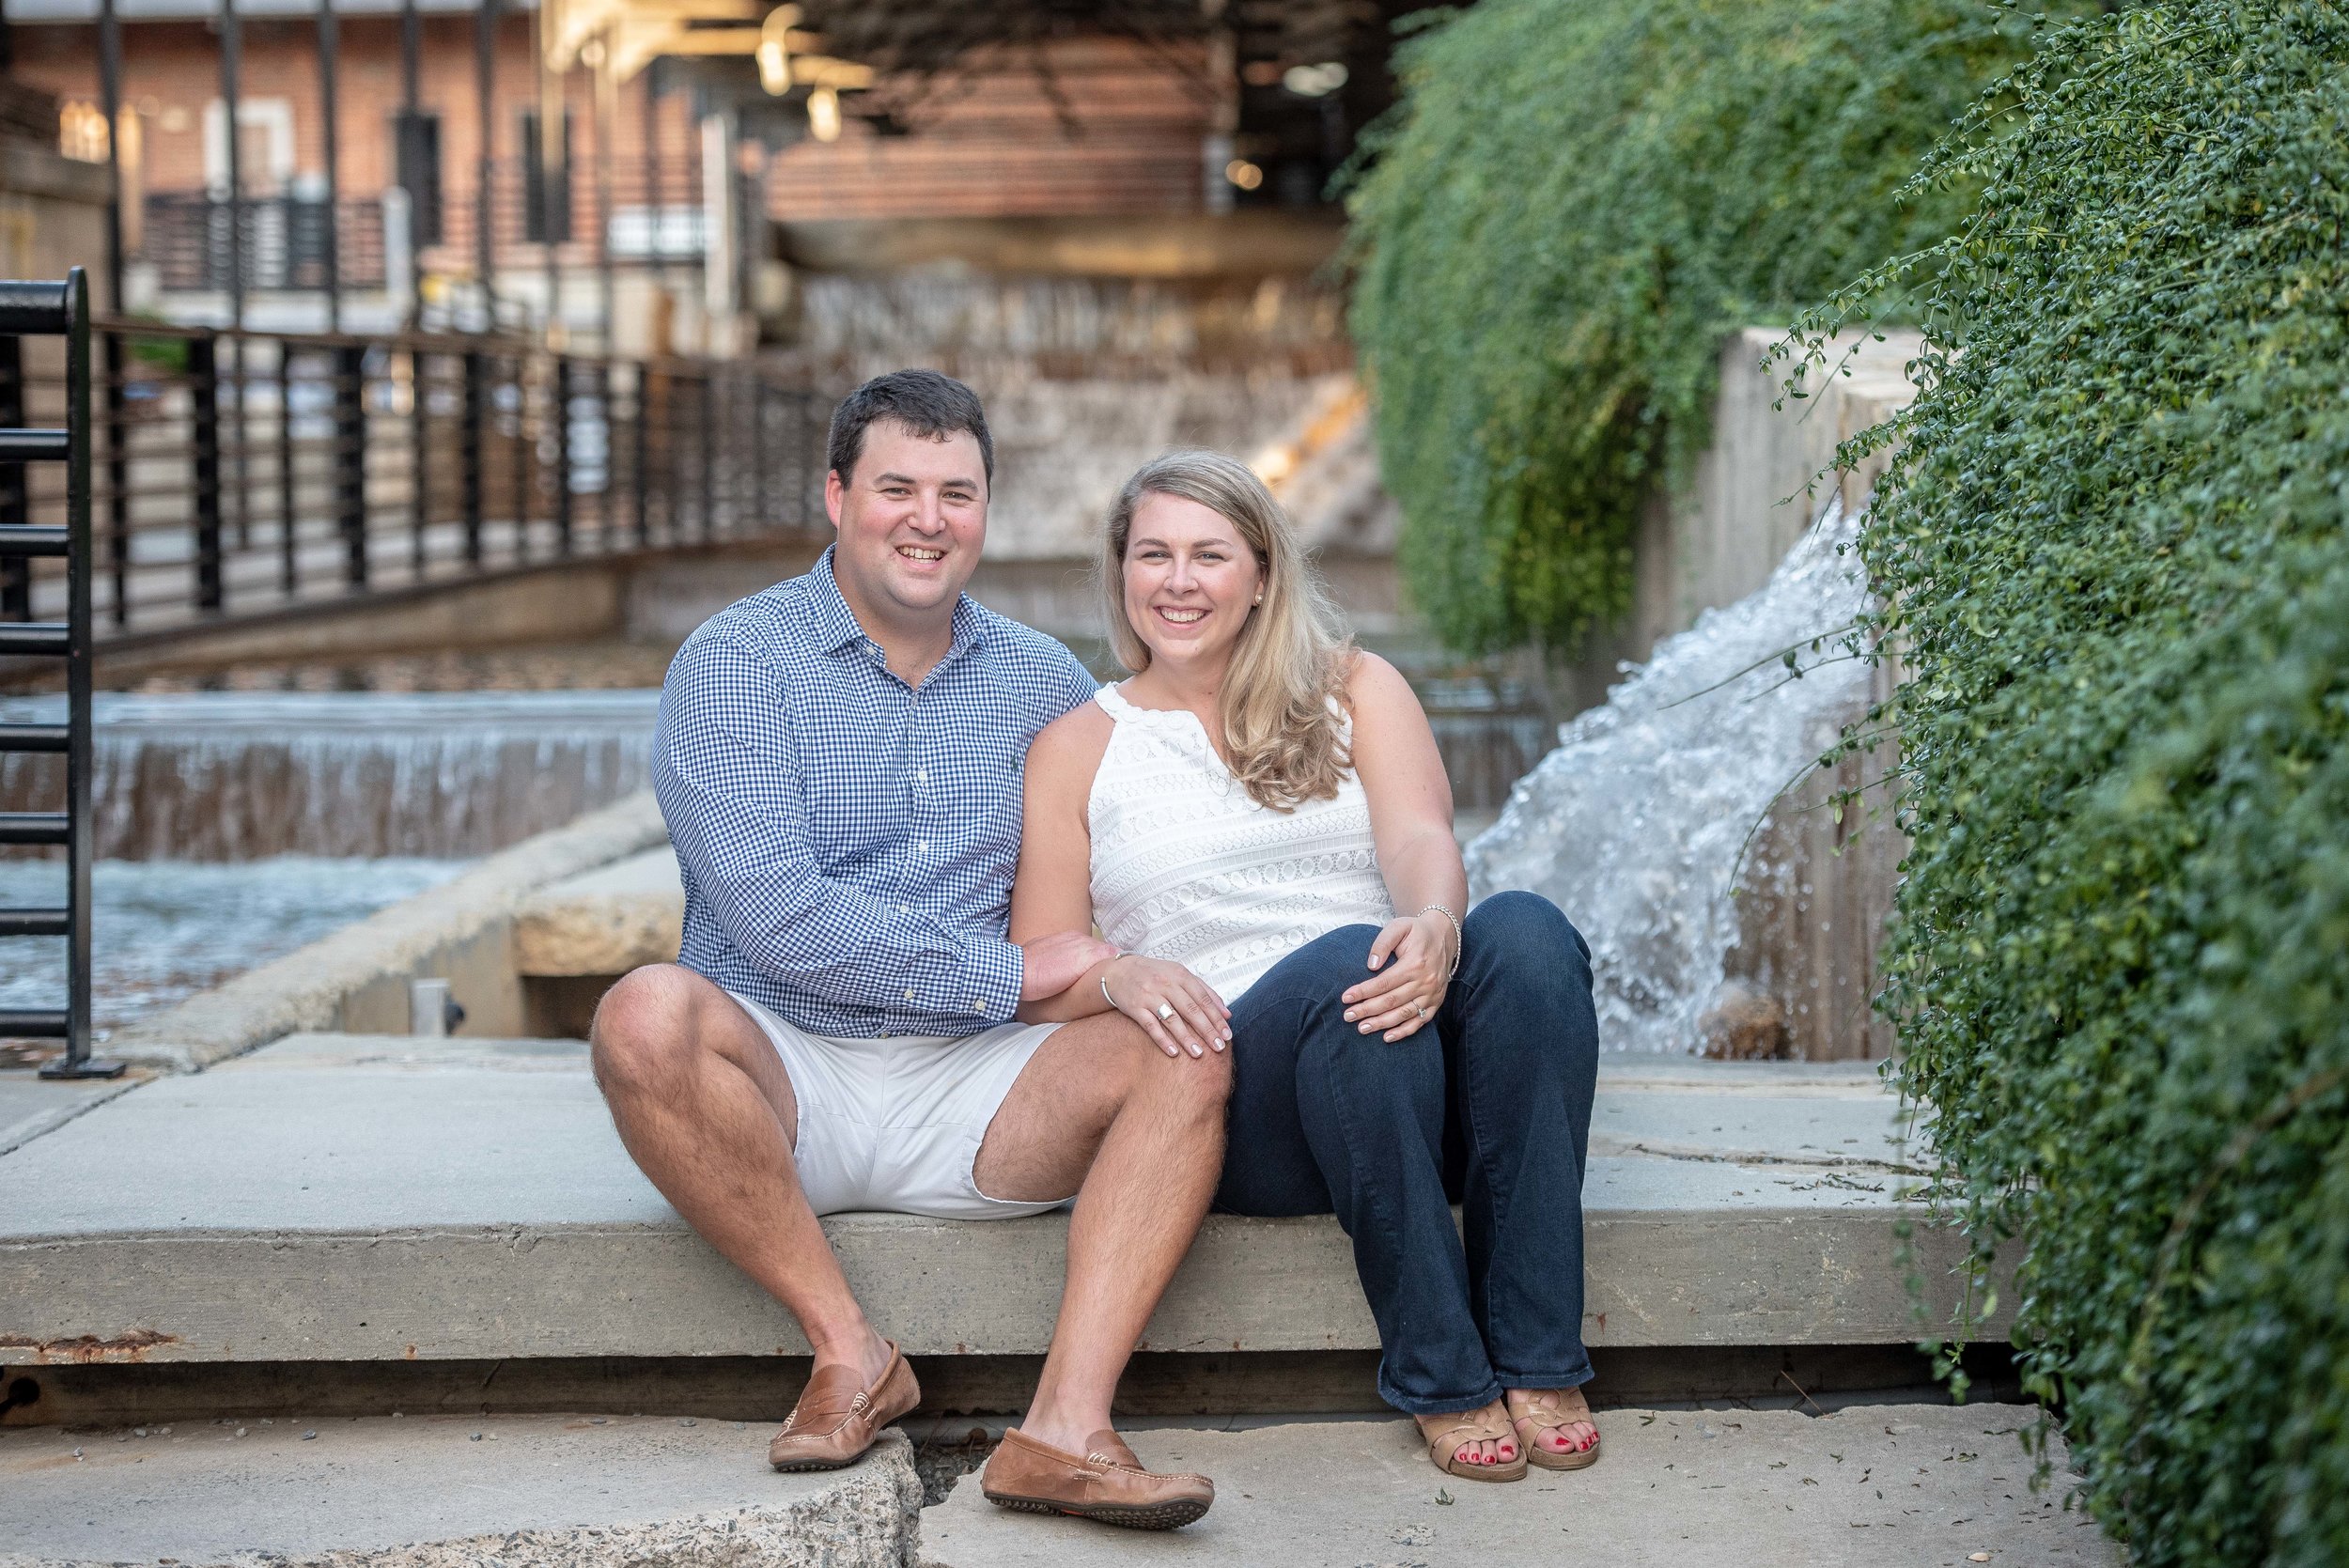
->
<box><xmin>1510</xmin><ymin>1392</ymin><xmax>1601</xmax><ymax>1472</ymax></box>
<box><xmin>1422</xmin><ymin>1405</ymin><xmax>1529</xmax><ymax>1483</ymax></box>
<box><xmin>981</xmin><ymin>1427</ymin><xmax>1215</xmax><ymax>1529</ymax></box>
<box><xmin>767</xmin><ymin>1341</ymin><xmax>921</xmax><ymax>1472</ymax></box>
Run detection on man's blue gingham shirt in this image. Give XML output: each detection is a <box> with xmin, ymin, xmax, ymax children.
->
<box><xmin>655</xmin><ymin>549</ymin><xmax>1097</xmax><ymax>1039</ymax></box>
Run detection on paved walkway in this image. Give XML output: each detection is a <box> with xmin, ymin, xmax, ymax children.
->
<box><xmin>923</xmin><ymin>1406</ymin><xmax>2117</xmax><ymax>1568</ymax></box>
<box><xmin>4</xmin><ymin>1405</ymin><xmax>2116</xmax><ymax>1567</ymax></box>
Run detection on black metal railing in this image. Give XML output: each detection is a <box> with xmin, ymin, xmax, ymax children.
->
<box><xmin>0</xmin><ymin>271</ymin><xmax>118</xmax><ymax>1080</ymax></box>
<box><xmin>0</xmin><ymin>321</ymin><xmax>830</xmax><ymax>636</ymax></box>
<box><xmin>143</xmin><ymin>194</ymin><xmax>390</xmax><ymax>293</ymax></box>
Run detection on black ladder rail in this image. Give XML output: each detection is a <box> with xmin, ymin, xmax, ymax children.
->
<box><xmin>0</xmin><ymin>271</ymin><xmax>120</xmax><ymax>1079</ymax></box>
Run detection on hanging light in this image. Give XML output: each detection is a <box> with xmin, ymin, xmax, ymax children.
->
<box><xmin>807</xmin><ymin>85</ymin><xmax>841</xmax><ymax>142</ymax></box>
<box><xmin>756</xmin><ymin>4</ymin><xmax>799</xmax><ymax>96</ymax></box>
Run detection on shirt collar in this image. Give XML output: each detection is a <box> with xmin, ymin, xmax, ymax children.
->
<box><xmin>803</xmin><ymin>545</ymin><xmax>989</xmax><ymax>665</ymax></box>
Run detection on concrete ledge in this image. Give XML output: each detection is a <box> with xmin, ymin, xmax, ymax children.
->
<box><xmin>2</xmin><ymin>1419</ymin><xmax>920</xmax><ymax>1568</ymax></box>
<box><xmin>0</xmin><ymin>1037</ymin><xmax>2002</xmax><ymax>1365</ymax></box>
<box><xmin>515</xmin><ymin>846</ymin><xmax>684</xmax><ymax>977</ymax></box>
<box><xmin>107</xmin><ymin>797</ymin><xmax>669</xmax><ymax>1072</ymax></box>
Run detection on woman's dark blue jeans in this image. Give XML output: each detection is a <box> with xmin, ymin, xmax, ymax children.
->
<box><xmin>1214</xmin><ymin>890</ymin><xmax>1600</xmax><ymax>1416</ymax></box>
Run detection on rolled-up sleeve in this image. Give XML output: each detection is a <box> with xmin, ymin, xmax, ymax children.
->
<box><xmin>654</xmin><ymin>629</ymin><xmax>1025</xmax><ymax>1026</ymax></box>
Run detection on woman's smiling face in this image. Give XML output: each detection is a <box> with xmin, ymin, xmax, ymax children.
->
<box><xmin>1121</xmin><ymin>492</ymin><xmax>1264</xmax><ymax>674</ymax></box>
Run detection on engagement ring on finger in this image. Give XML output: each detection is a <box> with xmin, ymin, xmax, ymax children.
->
<box><xmin>1156</xmin><ymin>1001</ymin><xmax>1176</xmax><ymax>1020</ymax></box>
<box><xmin>1414</xmin><ymin>1001</ymin><xmax>1427</xmax><ymax>1019</ymax></box>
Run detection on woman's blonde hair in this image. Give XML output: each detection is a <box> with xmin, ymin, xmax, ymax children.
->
<box><xmin>1103</xmin><ymin>449</ymin><xmax>1356</xmax><ymax>812</ymax></box>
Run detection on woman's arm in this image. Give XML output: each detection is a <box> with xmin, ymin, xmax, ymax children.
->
<box><xmin>1008</xmin><ymin>704</ymin><xmax>1230</xmax><ymax>1056</ymax></box>
<box><xmin>1344</xmin><ymin>651</ymin><xmax>1470</xmax><ymax>1041</ymax></box>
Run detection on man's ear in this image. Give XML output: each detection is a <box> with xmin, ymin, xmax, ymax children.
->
<box><xmin>823</xmin><ymin>469</ymin><xmax>846</xmax><ymax>530</ymax></box>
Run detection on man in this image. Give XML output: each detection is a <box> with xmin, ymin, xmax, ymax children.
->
<box><xmin>591</xmin><ymin>369</ymin><xmax>1226</xmax><ymax>1529</ymax></box>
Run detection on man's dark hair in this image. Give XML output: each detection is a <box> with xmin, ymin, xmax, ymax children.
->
<box><xmin>826</xmin><ymin>368</ymin><xmax>994</xmax><ymax>489</ymax></box>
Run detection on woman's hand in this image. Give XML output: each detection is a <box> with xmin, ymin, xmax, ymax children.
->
<box><xmin>1343</xmin><ymin>910</ymin><xmax>1458</xmax><ymax>1042</ymax></box>
<box><xmin>1100</xmin><ymin>955</ymin><xmax>1232</xmax><ymax>1059</ymax></box>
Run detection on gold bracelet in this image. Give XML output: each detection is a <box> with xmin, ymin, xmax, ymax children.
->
<box><xmin>1418</xmin><ymin>903</ymin><xmax>1463</xmax><ymax>980</ymax></box>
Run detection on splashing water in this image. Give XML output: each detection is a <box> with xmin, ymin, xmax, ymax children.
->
<box><xmin>1465</xmin><ymin>498</ymin><xmax>1873</xmax><ymax>1053</ymax></box>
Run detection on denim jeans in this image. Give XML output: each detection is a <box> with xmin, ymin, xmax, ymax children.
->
<box><xmin>1214</xmin><ymin>890</ymin><xmax>1600</xmax><ymax>1415</ymax></box>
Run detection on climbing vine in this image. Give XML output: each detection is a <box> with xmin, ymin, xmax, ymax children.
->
<box><xmin>1344</xmin><ymin>0</ymin><xmax>2041</xmax><ymax>654</ymax></box>
<box><xmin>1781</xmin><ymin>2</ymin><xmax>2349</xmax><ymax>1561</ymax></box>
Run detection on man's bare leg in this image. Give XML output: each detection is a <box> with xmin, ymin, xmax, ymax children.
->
<box><xmin>590</xmin><ymin>964</ymin><xmax>891</xmax><ymax>1391</ymax></box>
<box><xmin>973</xmin><ymin>1012</ymin><xmax>1232</xmax><ymax>1454</ymax></box>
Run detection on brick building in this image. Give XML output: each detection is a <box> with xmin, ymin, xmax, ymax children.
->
<box><xmin>8</xmin><ymin>0</ymin><xmax>1393</xmax><ymax>353</ymax></box>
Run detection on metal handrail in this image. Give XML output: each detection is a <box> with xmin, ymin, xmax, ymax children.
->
<box><xmin>0</xmin><ymin>318</ymin><xmax>830</xmax><ymax>636</ymax></box>
<box><xmin>0</xmin><ymin>270</ymin><xmax>118</xmax><ymax>1079</ymax></box>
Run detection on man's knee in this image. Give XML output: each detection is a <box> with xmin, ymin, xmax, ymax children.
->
<box><xmin>1115</xmin><ymin>1017</ymin><xmax>1235</xmax><ymax>1120</ymax></box>
<box><xmin>589</xmin><ymin>964</ymin><xmax>706</xmax><ymax>1095</ymax></box>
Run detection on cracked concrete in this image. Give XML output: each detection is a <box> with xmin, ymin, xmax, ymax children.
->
<box><xmin>1</xmin><ymin>1415</ymin><xmax>922</xmax><ymax>1568</ymax></box>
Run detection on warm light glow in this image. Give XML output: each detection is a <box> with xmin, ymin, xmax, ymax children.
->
<box><xmin>59</xmin><ymin>100</ymin><xmax>110</xmax><ymax>163</ymax></box>
<box><xmin>1224</xmin><ymin>159</ymin><xmax>1264</xmax><ymax>191</ymax></box>
<box><xmin>807</xmin><ymin>85</ymin><xmax>842</xmax><ymax>142</ymax></box>
<box><xmin>1282</xmin><ymin>61</ymin><xmax>1349</xmax><ymax>98</ymax></box>
<box><xmin>756</xmin><ymin>4</ymin><xmax>794</xmax><ymax>94</ymax></box>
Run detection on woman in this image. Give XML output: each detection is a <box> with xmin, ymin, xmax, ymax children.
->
<box><xmin>1010</xmin><ymin>449</ymin><xmax>1603</xmax><ymax>1481</ymax></box>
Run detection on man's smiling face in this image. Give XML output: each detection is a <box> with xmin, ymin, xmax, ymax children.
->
<box><xmin>825</xmin><ymin>417</ymin><xmax>989</xmax><ymax>629</ymax></box>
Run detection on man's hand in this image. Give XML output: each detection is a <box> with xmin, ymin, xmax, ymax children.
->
<box><xmin>1019</xmin><ymin>930</ymin><xmax>1120</xmax><ymax>1001</ymax></box>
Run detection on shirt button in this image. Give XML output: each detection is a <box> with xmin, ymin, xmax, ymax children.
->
<box><xmin>903</xmin><ymin>988</ymin><xmax>918</xmax><ymax>1001</ymax></box>
<box><xmin>915</xmin><ymin>768</ymin><xmax>929</xmax><ymax>784</ymax></box>
<box><xmin>914</xmin><ymin>842</ymin><xmax>928</xmax><ymax>855</ymax></box>
<box><xmin>898</xmin><ymin>904</ymin><xmax>911</xmax><ymax>914</ymax></box>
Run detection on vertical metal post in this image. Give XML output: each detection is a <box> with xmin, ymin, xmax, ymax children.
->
<box><xmin>99</xmin><ymin>0</ymin><xmax>131</xmax><ymax>623</ymax></box>
<box><xmin>0</xmin><ymin>336</ymin><xmax>24</xmax><ymax>618</ymax></box>
<box><xmin>95</xmin><ymin>7</ymin><xmax>122</xmax><ymax>307</ymax></box>
<box><xmin>474</xmin><ymin>0</ymin><xmax>499</xmax><ymax>332</ymax></box>
<box><xmin>751</xmin><ymin>376</ymin><xmax>768</xmax><ymax>529</ymax></box>
<box><xmin>276</xmin><ymin>339</ymin><xmax>298</xmax><ymax>595</ymax></box>
<box><xmin>552</xmin><ymin>353</ymin><xmax>572</xmax><ymax>553</ymax></box>
<box><xmin>630</xmin><ymin>361</ymin><xmax>649</xmax><ymax>544</ymax></box>
<box><xmin>459</xmin><ymin>348</ymin><xmax>484</xmax><ymax>564</ymax></box>
<box><xmin>189</xmin><ymin>333</ymin><xmax>224</xmax><ymax>611</ymax></box>
<box><xmin>641</xmin><ymin>59</ymin><xmax>663</xmax><ymax>291</ymax></box>
<box><xmin>63</xmin><ymin>273</ymin><xmax>96</xmax><ymax>1074</ymax></box>
<box><xmin>400</xmin><ymin>0</ymin><xmax>424</xmax><ymax>329</ymax></box>
<box><xmin>593</xmin><ymin>37</ymin><xmax>615</xmax><ymax>355</ymax></box>
<box><xmin>334</xmin><ymin>343</ymin><xmax>366</xmax><ymax>587</ymax></box>
<box><xmin>316</xmin><ymin>0</ymin><xmax>342</xmax><ymax>334</ymax></box>
<box><xmin>507</xmin><ymin>352</ymin><xmax>528</xmax><ymax>559</ymax></box>
<box><xmin>39</xmin><ymin>272</ymin><xmax>119</xmax><ymax>1080</ymax></box>
<box><xmin>219</xmin><ymin>0</ymin><xmax>250</xmax><ymax>549</ymax></box>
<box><xmin>409</xmin><ymin>345</ymin><xmax>430</xmax><ymax>571</ymax></box>
<box><xmin>697</xmin><ymin>368</ymin><xmax>713</xmax><ymax>537</ymax></box>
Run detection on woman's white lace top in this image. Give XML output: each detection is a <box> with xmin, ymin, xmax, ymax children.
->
<box><xmin>1088</xmin><ymin>683</ymin><xmax>1393</xmax><ymax>1003</ymax></box>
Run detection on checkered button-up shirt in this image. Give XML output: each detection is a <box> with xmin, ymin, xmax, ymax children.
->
<box><xmin>656</xmin><ymin>549</ymin><xmax>1098</xmax><ymax>1038</ymax></box>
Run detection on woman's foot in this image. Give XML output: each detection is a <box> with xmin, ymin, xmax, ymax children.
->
<box><xmin>1414</xmin><ymin>1400</ymin><xmax>1518</xmax><ymax>1471</ymax></box>
<box><xmin>1506</xmin><ymin>1386</ymin><xmax>1598</xmax><ymax>1464</ymax></box>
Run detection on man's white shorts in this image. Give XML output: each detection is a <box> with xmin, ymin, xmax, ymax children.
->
<box><xmin>724</xmin><ymin>988</ymin><xmax>1066</xmax><ymax>1219</ymax></box>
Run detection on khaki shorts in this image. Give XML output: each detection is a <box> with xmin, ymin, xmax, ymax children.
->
<box><xmin>724</xmin><ymin>988</ymin><xmax>1066</xmax><ymax>1219</ymax></box>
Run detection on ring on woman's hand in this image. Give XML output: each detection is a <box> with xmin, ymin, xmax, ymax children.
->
<box><xmin>1413</xmin><ymin>1001</ymin><xmax>1427</xmax><ymax>1020</ymax></box>
<box><xmin>1156</xmin><ymin>1001</ymin><xmax>1176</xmax><ymax>1021</ymax></box>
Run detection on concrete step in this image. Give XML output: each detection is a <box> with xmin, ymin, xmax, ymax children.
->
<box><xmin>918</xmin><ymin>1407</ymin><xmax>2117</xmax><ymax>1568</ymax></box>
<box><xmin>515</xmin><ymin>846</ymin><xmax>685</xmax><ymax>977</ymax></box>
<box><xmin>0</xmin><ymin>1033</ymin><xmax>1995</xmax><ymax>1369</ymax></box>
<box><xmin>0</xmin><ymin>1416</ymin><xmax>921</xmax><ymax>1568</ymax></box>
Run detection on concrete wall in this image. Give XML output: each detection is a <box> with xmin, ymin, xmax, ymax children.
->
<box><xmin>0</xmin><ymin>140</ymin><xmax>113</xmax><ymax>308</ymax></box>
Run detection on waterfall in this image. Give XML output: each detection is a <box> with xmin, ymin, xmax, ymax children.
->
<box><xmin>0</xmin><ymin>690</ymin><xmax>661</xmax><ymax>861</ymax></box>
<box><xmin>1465</xmin><ymin>497</ymin><xmax>1875</xmax><ymax>1053</ymax></box>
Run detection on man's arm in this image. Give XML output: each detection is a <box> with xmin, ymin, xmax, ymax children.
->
<box><xmin>656</xmin><ymin>628</ymin><xmax>1028</xmax><ymax>1027</ymax></box>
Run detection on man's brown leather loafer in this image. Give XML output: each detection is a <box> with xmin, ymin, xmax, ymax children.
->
<box><xmin>768</xmin><ymin>1341</ymin><xmax>921</xmax><ymax>1472</ymax></box>
<box><xmin>981</xmin><ymin>1426</ymin><xmax>1214</xmax><ymax>1530</ymax></box>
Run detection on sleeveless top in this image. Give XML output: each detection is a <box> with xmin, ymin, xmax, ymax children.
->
<box><xmin>1087</xmin><ymin>683</ymin><xmax>1394</xmax><ymax>1003</ymax></box>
